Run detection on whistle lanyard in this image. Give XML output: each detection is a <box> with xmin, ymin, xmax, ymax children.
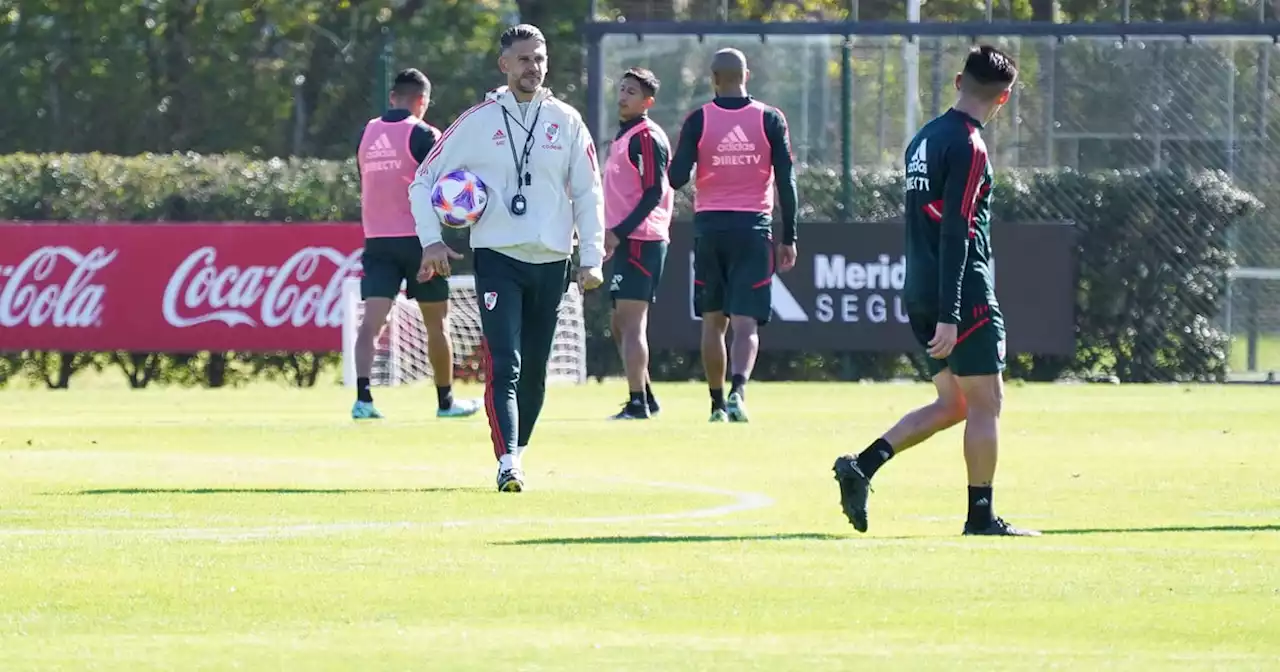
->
<box><xmin>501</xmin><ymin>103</ymin><xmax>543</xmax><ymax>195</ymax></box>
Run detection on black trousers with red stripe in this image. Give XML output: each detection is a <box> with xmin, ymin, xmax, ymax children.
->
<box><xmin>475</xmin><ymin>248</ymin><xmax>570</xmax><ymax>461</ymax></box>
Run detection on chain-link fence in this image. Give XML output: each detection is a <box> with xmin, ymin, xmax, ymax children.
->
<box><xmin>597</xmin><ymin>31</ymin><xmax>1280</xmax><ymax>381</ymax></box>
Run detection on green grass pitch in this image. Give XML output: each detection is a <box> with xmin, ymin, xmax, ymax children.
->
<box><xmin>1</xmin><ymin>380</ymin><xmax>1277</xmax><ymax>670</ymax></box>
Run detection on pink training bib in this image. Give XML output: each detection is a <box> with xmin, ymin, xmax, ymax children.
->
<box><xmin>359</xmin><ymin>116</ymin><xmax>423</xmax><ymax>238</ymax></box>
<box><xmin>694</xmin><ymin>101</ymin><xmax>774</xmax><ymax>214</ymax></box>
<box><xmin>604</xmin><ymin>119</ymin><xmax>674</xmax><ymax>242</ymax></box>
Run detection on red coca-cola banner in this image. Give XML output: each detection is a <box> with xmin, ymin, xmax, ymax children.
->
<box><xmin>0</xmin><ymin>222</ymin><xmax>364</xmax><ymax>352</ymax></box>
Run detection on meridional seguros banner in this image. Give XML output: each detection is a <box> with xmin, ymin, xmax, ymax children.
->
<box><xmin>647</xmin><ymin>220</ymin><xmax>1078</xmax><ymax>355</ymax></box>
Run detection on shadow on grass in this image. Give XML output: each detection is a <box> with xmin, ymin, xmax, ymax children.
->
<box><xmin>495</xmin><ymin>533</ymin><xmax>844</xmax><ymax>546</ymax></box>
<box><xmin>57</xmin><ymin>487</ymin><xmax>483</xmax><ymax>496</ymax></box>
<box><xmin>1045</xmin><ymin>524</ymin><xmax>1280</xmax><ymax>535</ymax></box>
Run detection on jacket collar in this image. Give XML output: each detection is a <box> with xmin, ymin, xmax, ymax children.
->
<box><xmin>487</xmin><ymin>86</ymin><xmax>553</xmax><ymax>119</ymax></box>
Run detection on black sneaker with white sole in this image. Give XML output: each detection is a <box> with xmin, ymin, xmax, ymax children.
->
<box><xmin>832</xmin><ymin>454</ymin><xmax>872</xmax><ymax>533</ymax></box>
<box><xmin>962</xmin><ymin>517</ymin><xmax>1041</xmax><ymax>536</ymax></box>
<box><xmin>497</xmin><ymin>467</ymin><xmax>524</xmax><ymax>493</ymax></box>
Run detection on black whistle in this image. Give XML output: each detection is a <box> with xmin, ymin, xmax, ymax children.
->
<box><xmin>524</xmin><ymin>172</ymin><xmax>532</xmax><ymax>186</ymax></box>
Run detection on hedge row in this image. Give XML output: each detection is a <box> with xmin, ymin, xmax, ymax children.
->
<box><xmin>0</xmin><ymin>153</ymin><xmax>1264</xmax><ymax>385</ymax></box>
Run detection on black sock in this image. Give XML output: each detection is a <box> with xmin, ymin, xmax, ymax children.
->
<box><xmin>357</xmin><ymin>377</ymin><xmax>373</xmax><ymax>403</ymax></box>
<box><xmin>855</xmin><ymin>438</ymin><xmax>895</xmax><ymax>480</ymax></box>
<box><xmin>436</xmin><ymin>384</ymin><xmax>453</xmax><ymax>411</ymax></box>
<box><xmin>628</xmin><ymin>391</ymin><xmax>645</xmax><ymax>407</ymax></box>
<box><xmin>729</xmin><ymin>374</ymin><xmax>746</xmax><ymax>398</ymax></box>
<box><xmin>709</xmin><ymin>387</ymin><xmax>726</xmax><ymax>411</ymax></box>
<box><xmin>644</xmin><ymin>382</ymin><xmax>656</xmax><ymax>404</ymax></box>
<box><xmin>967</xmin><ymin>486</ymin><xmax>994</xmax><ymax>528</ymax></box>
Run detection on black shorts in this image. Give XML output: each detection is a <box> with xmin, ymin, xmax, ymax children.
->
<box><xmin>692</xmin><ymin>229</ymin><xmax>774</xmax><ymax>325</ymax></box>
<box><xmin>360</xmin><ymin>236</ymin><xmax>449</xmax><ymax>303</ymax></box>
<box><xmin>909</xmin><ymin>303</ymin><xmax>1007</xmax><ymax>378</ymax></box>
<box><xmin>609</xmin><ymin>239</ymin><xmax>667</xmax><ymax>305</ymax></box>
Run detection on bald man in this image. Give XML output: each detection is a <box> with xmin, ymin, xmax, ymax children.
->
<box><xmin>668</xmin><ymin>48</ymin><xmax>799</xmax><ymax>423</ymax></box>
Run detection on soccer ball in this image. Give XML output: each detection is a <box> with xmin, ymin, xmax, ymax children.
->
<box><xmin>431</xmin><ymin>169</ymin><xmax>488</xmax><ymax>229</ymax></box>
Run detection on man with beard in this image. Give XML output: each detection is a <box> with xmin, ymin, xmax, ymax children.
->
<box><xmin>409</xmin><ymin>24</ymin><xmax>607</xmax><ymax>493</ymax></box>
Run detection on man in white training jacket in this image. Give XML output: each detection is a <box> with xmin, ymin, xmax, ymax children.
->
<box><xmin>409</xmin><ymin>23</ymin><xmax>607</xmax><ymax>493</ymax></box>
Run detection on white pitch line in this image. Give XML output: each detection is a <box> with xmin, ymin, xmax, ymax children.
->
<box><xmin>0</xmin><ymin>479</ymin><xmax>775</xmax><ymax>542</ymax></box>
<box><xmin>837</xmin><ymin>538</ymin><xmax>1275</xmax><ymax>559</ymax></box>
<box><xmin>1200</xmin><ymin>510</ymin><xmax>1280</xmax><ymax>518</ymax></box>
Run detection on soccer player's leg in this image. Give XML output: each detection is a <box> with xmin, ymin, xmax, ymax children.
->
<box><xmin>693</xmin><ymin>234</ymin><xmax>730</xmax><ymax>422</ymax></box>
<box><xmin>642</xmin><ymin>241</ymin><xmax>666</xmax><ymax>414</ymax></box>
<box><xmin>512</xmin><ymin>259</ymin><xmax>572</xmax><ymax>470</ymax></box>
<box><xmin>949</xmin><ymin>308</ymin><xmax>1040</xmax><ymax>536</ymax></box>
<box><xmin>474</xmin><ymin>249</ymin><xmax>525</xmax><ymax>492</ymax></box>
<box><xmin>832</xmin><ymin>315</ymin><xmax>968</xmax><ymax>532</ymax></box>
<box><xmin>721</xmin><ymin>230</ymin><xmax>774</xmax><ymax>423</ymax></box>
<box><xmin>608</xmin><ymin>240</ymin><xmax>666</xmax><ymax>420</ymax></box>
<box><xmin>400</xmin><ymin>237</ymin><xmax>480</xmax><ymax>418</ymax></box>
<box><xmin>609</xmin><ymin>305</ymin><xmax>658</xmax><ymax>416</ymax></box>
<box><xmin>409</xmin><ymin>267</ymin><xmax>481</xmax><ymax>419</ymax></box>
<box><xmin>351</xmin><ymin>238</ymin><xmax>402</xmax><ymax>420</ymax></box>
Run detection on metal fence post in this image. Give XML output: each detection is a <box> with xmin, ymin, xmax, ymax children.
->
<box><xmin>586</xmin><ymin>2</ymin><xmax>605</xmax><ymax>147</ymax></box>
<box><xmin>374</xmin><ymin>25</ymin><xmax>392</xmax><ymax>117</ymax></box>
<box><xmin>840</xmin><ymin>35</ymin><xmax>853</xmax><ymax>217</ymax></box>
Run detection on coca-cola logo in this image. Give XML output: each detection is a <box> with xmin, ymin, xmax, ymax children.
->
<box><xmin>162</xmin><ymin>246</ymin><xmax>362</xmax><ymax>329</ymax></box>
<box><xmin>0</xmin><ymin>246</ymin><xmax>117</xmax><ymax>328</ymax></box>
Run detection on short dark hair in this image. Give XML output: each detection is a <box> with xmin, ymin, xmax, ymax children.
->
<box><xmin>959</xmin><ymin>45</ymin><xmax>1018</xmax><ymax>101</ymax></box>
<box><xmin>391</xmin><ymin>68</ymin><xmax>430</xmax><ymax>100</ymax></box>
<box><xmin>500</xmin><ymin>24</ymin><xmax>546</xmax><ymax>51</ymax></box>
<box><xmin>622</xmin><ymin>67</ymin><xmax>660</xmax><ymax>97</ymax></box>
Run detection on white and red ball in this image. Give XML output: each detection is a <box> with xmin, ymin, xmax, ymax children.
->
<box><xmin>431</xmin><ymin>169</ymin><xmax>489</xmax><ymax>229</ymax></box>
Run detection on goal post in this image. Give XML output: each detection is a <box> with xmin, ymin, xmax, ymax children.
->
<box><xmin>341</xmin><ymin>275</ymin><xmax>588</xmax><ymax>388</ymax></box>
<box><xmin>1224</xmin><ymin>266</ymin><xmax>1280</xmax><ymax>379</ymax></box>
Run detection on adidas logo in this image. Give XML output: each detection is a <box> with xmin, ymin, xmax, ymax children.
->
<box><xmin>492</xmin><ymin>129</ymin><xmax>506</xmax><ymax>143</ymax></box>
<box><xmin>364</xmin><ymin>132</ymin><xmax>397</xmax><ymax>159</ymax></box>
<box><xmin>907</xmin><ymin>138</ymin><xmax>928</xmax><ymax>174</ymax></box>
<box><xmin>715</xmin><ymin>125</ymin><xmax>756</xmax><ymax>153</ymax></box>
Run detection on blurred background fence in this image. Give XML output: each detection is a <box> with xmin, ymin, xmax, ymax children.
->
<box><xmin>1</xmin><ymin>0</ymin><xmax>1278</xmax><ymax>383</ymax></box>
<box><xmin>585</xmin><ymin>23</ymin><xmax>1280</xmax><ymax>381</ymax></box>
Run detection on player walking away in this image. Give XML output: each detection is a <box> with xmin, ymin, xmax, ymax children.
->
<box><xmin>668</xmin><ymin>48</ymin><xmax>799</xmax><ymax>423</ymax></box>
<box><xmin>832</xmin><ymin>46</ymin><xmax>1040</xmax><ymax>537</ymax></box>
<box><xmin>352</xmin><ymin>68</ymin><xmax>481</xmax><ymax>421</ymax></box>
<box><xmin>604</xmin><ymin>67</ymin><xmax>674</xmax><ymax>420</ymax></box>
<box><xmin>409</xmin><ymin>24</ymin><xmax>606</xmax><ymax>493</ymax></box>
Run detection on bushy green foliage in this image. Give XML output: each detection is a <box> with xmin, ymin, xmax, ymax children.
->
<box><xmin>0</xmin><ymin>153</ymin><xmax>1260</xmax><ymax>387</ymax></box>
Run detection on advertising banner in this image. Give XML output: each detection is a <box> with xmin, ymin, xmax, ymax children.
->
<box><xmin>0</xmin><ymin>222</ymin><xmax>363</xmax><ymax>352</ymax></box>
<box><xmin>648</xmin><ymin>221</ymin><xmax>1078</xmax><ymax>355</ymax></box>
<box><xmin>0</xmin><ymin>220</ymin><xmax>1077</xmax><ymax>356</ymax></box>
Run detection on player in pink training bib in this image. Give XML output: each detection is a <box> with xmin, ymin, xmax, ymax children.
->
<box><xmin>668</xmin><ymin>48</ymin><xmax>800</xmax><ymax>423</ymax></box>
<box><xmin>352</xmin><ymin>68</ymin><xmax>480</xmax><ymax>421</ymax></box>
<box><xmin>603</xmin><ymin>67</ymin><xmax>674</xmax><ymax>420</ymax></box>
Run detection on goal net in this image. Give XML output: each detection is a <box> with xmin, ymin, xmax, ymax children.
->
<box><xmin>341</xmin><ymin>276</ymin><xmax>588</xmax><ymax>387</ymax></box>
<box><xmin>1224</xmin><ymin>267</ymin><xmax>1280</xmax><ymax>383</ymax></box>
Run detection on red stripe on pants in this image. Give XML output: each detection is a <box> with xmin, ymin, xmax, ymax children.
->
<box><xmin>480</xmin><ymin>338</ymin><xmax>507</xmax><ymax>460</ymax></box>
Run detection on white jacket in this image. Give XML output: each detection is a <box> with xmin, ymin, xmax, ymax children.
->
<box><xmin>409</xmin><ymin>86</ymin><xmax>606</xmax><ymax>268</ymax></box>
